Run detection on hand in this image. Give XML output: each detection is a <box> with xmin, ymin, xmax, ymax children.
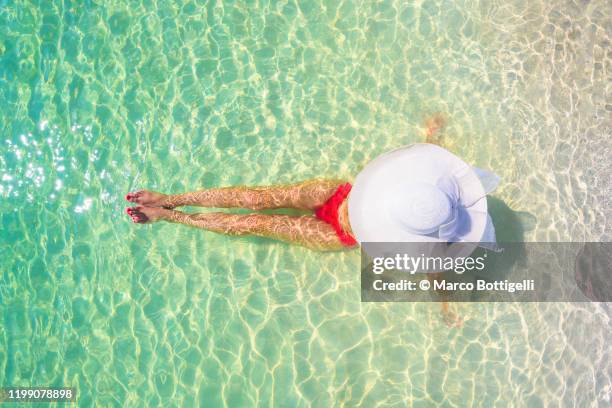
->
<box><xmin>441</xmin><ymin>303</ymin><xmax>463</xmax><ymax>328</ymax></box>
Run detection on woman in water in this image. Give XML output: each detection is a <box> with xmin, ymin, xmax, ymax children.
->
<box><xmin>126</xmin><ymin>115</ymin><xmax>489</xmax><ymax>326</ymax></box>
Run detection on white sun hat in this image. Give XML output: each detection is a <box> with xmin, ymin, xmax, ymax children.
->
<box><xmin>348</xmin><ymin>143</ymin><xmax>500</xmax><ymax>249</ymax></box>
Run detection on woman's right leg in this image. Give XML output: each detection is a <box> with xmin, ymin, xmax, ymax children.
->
<box><xmin>126</xmin><ymin>206</ymin><xmax>349</xmax><ymax>251</ymax></box>
<box><xmin>126</xmin><ymin>179</ymin><xmax>345</xmax><ymax>210</ymax></box>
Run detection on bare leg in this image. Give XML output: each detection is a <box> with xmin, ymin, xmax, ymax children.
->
<box><xmin>126</xmin><ymin>179</ymin><xmax>345</xmax><ymax>210</ymax></box>
<box><xmin>126</xmin><ymin>206</ymin><xmax>351</xmax><ymax>251</ymax></box>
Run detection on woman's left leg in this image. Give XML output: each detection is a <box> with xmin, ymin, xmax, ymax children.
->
<box><xmin>126</xmin><ymin>206</ymin><xmax>351</xmax><ymax>251</ymax></box>
<box><xmin>126</xmin><ymin>179</ymin><xmax>346</xmax><ymax>210</ymax></box>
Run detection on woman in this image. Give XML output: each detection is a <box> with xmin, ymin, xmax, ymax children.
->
<box><xmin>126</xmin><ymin>115</ymin><xmax>495</xmax><ymax>326</ymax></box>
<box><xmin>125</xmin><ymin>114</ymin><xmax>475</xmax><ymax>252</ymax></box>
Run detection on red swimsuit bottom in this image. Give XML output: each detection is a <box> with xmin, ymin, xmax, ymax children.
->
<box><xmin>315</xmin><ymin>183</ymin><xmax>358</xmax><ymax>246</ymax></box>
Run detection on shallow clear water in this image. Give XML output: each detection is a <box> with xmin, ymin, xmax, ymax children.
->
<box><xmin>1</xmin><ymin>0</ymin><xmax>610</xmax><ymax>406</ymax></box>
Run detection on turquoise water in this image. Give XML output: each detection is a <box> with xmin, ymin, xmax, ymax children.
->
<box><xmin>1</xmin><ymin>0</ymin><xmax>610</xmax><ymax>406</ymax></box>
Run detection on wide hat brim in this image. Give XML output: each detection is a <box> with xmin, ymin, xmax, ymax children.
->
<box><xmin>348</xmin><ymin>143</ymin><xmax>488</xmax><ymax>244</ymax></box>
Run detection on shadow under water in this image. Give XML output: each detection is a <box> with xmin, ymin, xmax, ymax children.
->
<box><xmin>432</xmin><ymin>196</ymin><xmax>536</xmax><ymax>301</ymax></box>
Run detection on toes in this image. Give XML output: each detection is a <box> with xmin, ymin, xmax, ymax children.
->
<box><xmin>126</xmin><ymin>206</ymin><xmax>139</xmax><ymax>215</ymax></box>
<box><xmin>134</xmin><ymin>211</ymin><xmax>150</xmax><ymax>223</ymax></box>
<box><xmin>126</xmin><ymin>206</ymin><xmax>149</xmax><ymax>223</ymax></box>
<box><xmin>126</xmin><ymin>207</ymin><xmax>137</xmax><ymax>222</ymax></box>
<box><xmin>125</xmin><ymin>191</ymin><xmax>143</xmax><ymax>203</ymax></box>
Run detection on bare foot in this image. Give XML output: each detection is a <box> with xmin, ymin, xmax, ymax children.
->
<box><xmin>125</xmin><ymin>190</ymin><xmax>173</xmax><ymax>208</ymax></box>
<box><xmin>125</xmin><ymin>206</ymin><xmax>170</xmax><ymax>223</ymax></box>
